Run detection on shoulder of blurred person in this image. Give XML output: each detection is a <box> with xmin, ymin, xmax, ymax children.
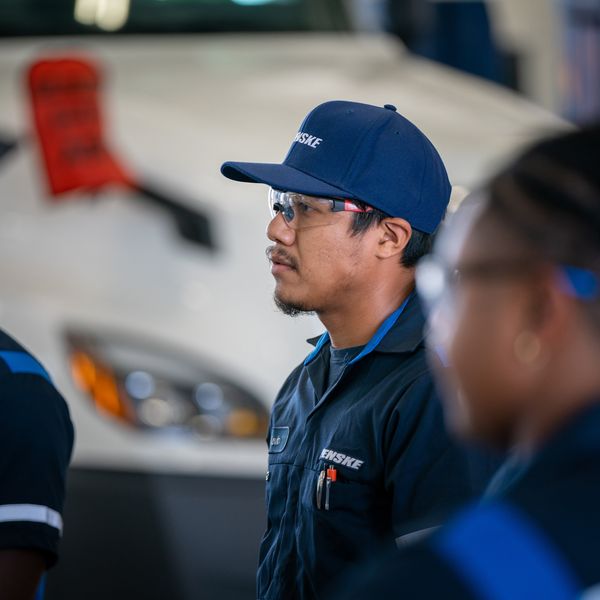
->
<box><xmin>0</xmin><ymin>328</ymin><xmax>75</xmax><ymax>596</ymax></box>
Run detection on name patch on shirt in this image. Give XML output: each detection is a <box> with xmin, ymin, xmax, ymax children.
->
<box><xmin>269</xmin><ymin>427</ymin><xmax>290</xmax><ymax>453</ymax></box>
<box><xmin>320</xmin><ymin>448</ymin><xmax>364</xmax><ymax>470</ymax></box>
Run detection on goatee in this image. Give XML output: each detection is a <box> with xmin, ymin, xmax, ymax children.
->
<box><xmin>274</xmin><ymin>294</ymin><xmax>315</xmax><ymax>317</ymax></box>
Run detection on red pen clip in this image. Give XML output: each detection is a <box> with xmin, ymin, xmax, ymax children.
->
<box><xmin>325</xmin><ymin>465</ymin><xmax>337</xmax><ymax>511</ymax></box>
<box><xmin>326</xmin><ymin>466</ymin><xmax>337</xmax><ymax>482</ymax></box>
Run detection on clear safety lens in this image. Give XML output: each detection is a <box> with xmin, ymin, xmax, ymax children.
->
<box><xmin>268</xmin><ymin>188</ymin><xmax>339</xmax><ymax>230</ymax></box>
<box><xmin>416</xmin><ymin>256</ymin><xmax>460</xmax><ymax>366</ymax></box>
<box><xmin>415</xmin><ymin>257</ymin><xmax>450</xmax><ymax>316</ymax></box>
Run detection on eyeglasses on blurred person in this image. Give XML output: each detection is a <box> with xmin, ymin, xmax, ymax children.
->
<box><xmin>333</xmin><ymin>123</ymin><xmax>600</xmax><ymax>600</ymax></box>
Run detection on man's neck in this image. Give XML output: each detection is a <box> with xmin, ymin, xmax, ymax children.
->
<box><xmin>318</xmin><ymin>281</ymin><xmax>415</xmax><ymax>349</ymax></box>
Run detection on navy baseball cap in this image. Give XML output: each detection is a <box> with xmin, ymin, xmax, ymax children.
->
<box><xmin>221</xmin><ymin>100</ymin><xmax>451</xmax><ymax>234</ymax></box>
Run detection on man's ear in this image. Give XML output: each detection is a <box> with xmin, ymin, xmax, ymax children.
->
<box><xmin>375</xmin><ymin>218</ymin><xmax>412</xmax><ymax>260</ymax></box>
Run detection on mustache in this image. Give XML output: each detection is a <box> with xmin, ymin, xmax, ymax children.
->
<box><xmin>266</xmin><ymin>246</ymin><xmax>299</xmax><ymax>270</ymax></box>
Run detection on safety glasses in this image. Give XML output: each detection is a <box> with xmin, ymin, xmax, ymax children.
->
<box><xmin>416</xmin><ymin>256</ymin><xmax>600</xmax><ymax>318</ymax></box>
<box><xmin>415</xmin><ymin>256</ymin><xmax>600</xmax><ymax>368</ymax></box>
<box><xmin>268</xmin><ymin>188</ymin><xmax>373</xmax><ymax>230</ymax></box>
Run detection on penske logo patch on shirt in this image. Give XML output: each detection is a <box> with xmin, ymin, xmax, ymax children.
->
<box><xmin>320</xmin><ymin>448</ymin><xmax>364</xmax><ymax>470</ymax></box>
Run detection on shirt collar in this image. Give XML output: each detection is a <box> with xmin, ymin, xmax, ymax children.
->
<box><xmin>487</xmin><ymin>400</ymin><xmax>600</xmax><ymax>499</ymax></box>
<box><xmin>304</xmin><ymin>292</ymin><xmax>425</xmax><ymax>366</ymax></box>
<box><xmin>530</xmin><ymin>401</ymin><xmax>600</xmax><ymax>469</ymax></box>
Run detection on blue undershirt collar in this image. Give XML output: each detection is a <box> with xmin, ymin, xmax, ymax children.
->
<box><xmin>303</xmin><ymin>293</ymin><xmax>413</xmax><ymax>367</ymax></box>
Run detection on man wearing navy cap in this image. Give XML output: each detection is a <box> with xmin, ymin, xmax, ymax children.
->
<box><xmin>221</xmin><ymin>101</ymin><xmax>495</xmax><ymax>600</ymax></box>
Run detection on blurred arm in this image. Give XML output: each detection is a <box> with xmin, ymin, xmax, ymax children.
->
<box><xmin>0</xmin><ymin>550</ymin><xmax>45</xmax><ymax>600</ymax></box>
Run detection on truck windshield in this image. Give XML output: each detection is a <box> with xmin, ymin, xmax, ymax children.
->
<box><xmin>0</xmin><ymin>0</ymin><xmax>350</xmax><ymax>36</ymax></box>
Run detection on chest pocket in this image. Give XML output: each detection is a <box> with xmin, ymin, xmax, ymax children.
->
<box><xmin>314</xmin><ymin>469</ymin><xmax>391</xmax><ymax>548</ymax></box>
<box><xmin>322</xmin><ymin>473</ymin><xmax>372</xmax><ymax>513</ymax></box>
<box><xmin>300</xmin><ymin>460</ymin><xmax>379</xmax><ymax>516</ymax></box>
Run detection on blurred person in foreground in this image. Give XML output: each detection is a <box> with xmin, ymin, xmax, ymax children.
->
<box><xmin>221</xmin><ymin>100</ymin><xmax>496</xmax><ymax>600</ymax></box>
<box><xmin>0</xmin><ymin>331</ymin><xmax>74</xmax><ymax>600</ymax></box>
<box><xmin>335</xmin><ymin>124</ymin><xmax>600</xmax><ymax>599</ymax></box>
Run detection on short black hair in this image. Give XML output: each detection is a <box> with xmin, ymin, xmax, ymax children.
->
<box><xmin>348</xmin><ymin>201</ymin><xmax>435</xmax><ymax>268</ymax></box>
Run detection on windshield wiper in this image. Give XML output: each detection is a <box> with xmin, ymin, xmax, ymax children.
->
<box><xmin>134</xmin><ymin>181</ymin><xmax>216</xmax><ymax>250</ymax></box>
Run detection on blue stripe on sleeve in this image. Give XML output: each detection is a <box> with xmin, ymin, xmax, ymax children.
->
<box><xmin>34</xmin><ymin>574</ymin><xmax>46</xmax><ymax>600</ymax></box>
<box><xmin>433</xmin><ymin>502</ymin><xmax>580</xmax><ymax>600</ymax></box>
<box><xmin>0</xmin><ymin>351</ymin><xmax>51</xmax><ymax>383</ymax></box>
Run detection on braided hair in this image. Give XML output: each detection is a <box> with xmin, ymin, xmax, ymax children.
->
<box><xmin>483</xmin><ymin>123</ymin><xmax>600</xmax><ymax>328</ymax></box>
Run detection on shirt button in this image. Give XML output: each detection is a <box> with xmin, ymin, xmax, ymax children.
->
<box><xmin>266</xmin><ymin>471</ymin><xmax>271</xmax><ymax>481</ymax></box>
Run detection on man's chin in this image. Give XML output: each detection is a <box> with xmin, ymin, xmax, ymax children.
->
<box><xmin>274</xmin><ymin>294</ymin><xmax>315</xmax><ymax>317</ymax></box>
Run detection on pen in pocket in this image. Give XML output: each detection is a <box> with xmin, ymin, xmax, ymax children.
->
<box><xmin>325</xmin><ymin>465</ymin><xmax>337</xmax><ymax>511</ymax></box>
<box><xmin>316</xmin><ymin>469</ymin><xmax>326</xmax><ymax>510</ymax></box>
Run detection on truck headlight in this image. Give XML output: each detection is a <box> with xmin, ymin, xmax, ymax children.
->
<box><xmin>66</xmin><ymin>330</ymin><xmax>269</xmax><ymax>440</ymax></box>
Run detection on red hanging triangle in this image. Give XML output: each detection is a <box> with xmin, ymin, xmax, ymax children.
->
<box><xmin>27</xmin><ymin>56</ymin><xmax>133</xmax><ymax>198</ymax></box>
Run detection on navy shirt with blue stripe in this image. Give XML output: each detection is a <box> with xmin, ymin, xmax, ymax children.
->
<box><xmin>336</xmin><ymin>402</ymin><xmax>600</xmax><ymax>600</ymax></box>
<box><xmin>258</xmin><ymin>294</ymin><xmax>497</xmax><ymax>600</ymax></box>
<box><xmin>0</xmin><ymin>329</ymin><xmax>74</xmax><ymax>566</ymax></box>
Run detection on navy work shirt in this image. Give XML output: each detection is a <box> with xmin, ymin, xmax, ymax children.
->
<box><xmin>337</xmin><ymin>401</ymin><xmax>600</xmax><ymax>600</ymax></box>
<box><xmin>258</xmin><ymin>294</ymin><xmax>496</xmax><ymax>600</ymax></box>
<box><xmin>0</xmin><ymin>329</ymin><xmax>74</xmax><ymax>566</ymax></box>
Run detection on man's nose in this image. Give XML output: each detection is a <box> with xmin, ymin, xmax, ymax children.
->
<box><xmin>267</xmin><ymin>213</ymin><xmax>296</xmax><ymax>245</ymax></box>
